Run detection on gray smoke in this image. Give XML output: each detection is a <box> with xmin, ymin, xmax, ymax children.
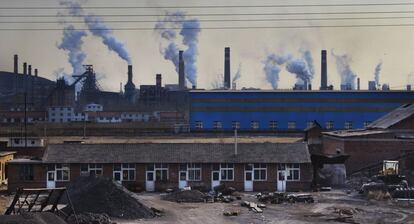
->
<box><xmin>285</xmin><ymin>50</ymin><xmax>314</xmax><ymax>85</ymax></box>
<box><xmin>331</xmin><ymin>50</ymin><xmax>357</xmax><ymax>89</ymax></box>
<box><xmin>263</xmin><ymin>54</ymin><xmax>290</xmax><ymax>89</ymax></box>
<box><xmin>232</xmin><ymin>64</ymin><xmax>242</xmax><ymax>83</ymax></box>
<box><xmin>57</xmin><ymin>25</ymin><xmax>87</xmax><ymax>75</ymax></box>
<box><xmin>60</xmin><ymin>0</ymin><xmax>131</xmax><ymax>64</ymax></box>
<box><xmin>374</xmin><ymin>61</ymin><xmax>382</xmax><ymax>87</ymax></box>
<box><xmin>155</xmin><ymin>11</ymin><xmax>201</xmax><ymax>87</ymax></box>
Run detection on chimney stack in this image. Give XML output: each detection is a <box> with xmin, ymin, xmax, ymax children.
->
<box><xmin>28</xmin><ymin>65</ymin><xmax>32</xmax><ymax>76</ymax></box>
<box><xmin>156</xmin><ymin>74</ymin><xmax>162</xmax><ymax>88</ymax></box>
<box><xmin>23</xmin><ymin>62</ymin><xmax>27</xmax><ymax>75</ymax></box>
<box><xmin>178</xmin><ymin>50</ymin><xmax>186</xmax><ymax>90</ymax></box>
<box><xmin>34</xmin><ymin>69</ymin><xmax>38</xmax><ymax>77</ymax></box>
<box><xmin>320</xmin><ymin>50</ymin><xmax>327</xmax><ymax>90</ymax></box>
<box><xmin>407</xmin><ymin>85</ymin><xmax>411</xmax><ymax>91</ymax></box>
<box><xmin>14</xmin><ymin>55</ymin><xmax>18</xmax><ymax>74</ymax></box>
<box><xmin>127</xmin><ymin>65</ymin><xmax>133</xmax><ymax>82</ymax></box>
<box><xmin>224</xmin><ymin>47</ymin><xmax>231</xmax><ymax>89</ymax></box>
<box><xmin>357</xmin><ymin>78</ymin><xmax>360</xmax><ymax>90</ymax></box>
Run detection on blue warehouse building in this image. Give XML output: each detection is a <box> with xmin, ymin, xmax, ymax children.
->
<box><xmin>189</xmin><ymin>90</ymin><xmax>414</xmax><ymax>131</ymax></box>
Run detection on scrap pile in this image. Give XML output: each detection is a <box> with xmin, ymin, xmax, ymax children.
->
<box><xmin>256</xmin><ymin>192</ymin><xmax>314</xmax><ymax>204</ymax></box>
<box><xmin>63</xmin><ymin>176</ymin><xmax>155</xmax><ymax>220</ymax></box>
<box><xmin>162</xmin><ymin>189</ymin><xmax>207</xmax><ymax>203</ymax></box>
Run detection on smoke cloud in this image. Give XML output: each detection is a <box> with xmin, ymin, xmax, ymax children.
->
<box><xmin>155</xmin><ymin>11</ymin><xmax>201</xmax><ymax>87</ymax></box>
<box><xmin>331</xmin><ymin>50</ymin><xmax>357</xmax><ymax>89</ymax></box>
<box><xmin>57</xmin><ymin>25</ymin><xmax>87</xmax><ymax>76</ymax></box>
<box><xmin>374</xmin><ymin>61</ymin><xmax>382</xmax><ymax>87</ymax></box>
<box><xmin>232</xmin><ymin>64</ymin><xmax>242</xmax><ymax>83</ymax></box>
<box><xmin>60</xmin><ymin>0</ymin><xmax>131</xmax><ymax>64</ymax></box>
<box><xmin>263</xmin><ymin>54</ymin><xmax>290</xmax><ymax>89</ymax></box>
<box><xmin>285</xmin><ymin>50</ymin><xmax>314</xmax><ymax>85</ymax></box>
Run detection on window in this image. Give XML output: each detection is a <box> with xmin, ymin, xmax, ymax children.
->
<box><xmin>220</xmin><ymin>163</ymin><xmax>234</xmax><ymax>181</ymax></box>
<box><xmin>19</xmin><ymin>164</ymin><xmax>34</xmax><ymax>181</ymax></box>
<box><xmin>55</xmin><ymin>164</ymin><xmax>70</xmax><ymax>181</ymax></box>
<box><xmin>82</xmin><ymin>164</ymin><xmax>103</xmax><ymax>176</ymax></box>
<box><xmin>286</xmin><ymin>164</ymin><xmax>300</xmax><ymax>181</ymax></box>
<box><xmin>148</xmin><ymin>163</ymin><xmax>169</xmax><ymax>181</ymax></box>
<box><xmin>251</xmin><ymin>121</ymin><xmax>259</xmax><ymax>130</ymax></box>
<box><xmin>187</xmin><ymin>163</ymin><xmax>201</xmax><ymax>181</ymax></box>
<box><xmin>122</xmin><ymin>163</ymin><xmax>136</xmax><ymax>181</ymax></box>
<box><xmin>288</xmin><ymin>121</ymin><xmax>296</xmax><ymax>130</ymax></box>
<box><xmin>344</xmin><ymin>121</ymin><xmax>353</xmax><ymax>129</ymax></box>
<box><xmin>213</xmin><ymin>121</ymin><xmax>222</xmax><ymax>130</ymax></box>
<box><xmin>269</xmin><ymin>121</ymin><xmax>278</xmax><ymax>130</ymax></box>
<box><xmin>363</xmin><ymin>121</ymin><xmax>372</xmax><ymax>128</ymax></box>
<box><xmin>306</xmin><ymin>121</ymin><xmax>314</xmax><ymax>129</ymax></box>
<box><xmin>195</xmin><ymin>121</ymin><xmax>203</xmax><ymax>129</ymax></box>
<box><xmin>253</xmin><ymin>164</ymin><xmax>267</xmax><ymax>181</ymax></box>
<box><xmin>326</xmin><ymin>121</ymin><xmax>334</xmax><ymax>130</ymax></box>
<box><xmin>232</xmin><ymin>121</ymin><xmax>240</xmax><ymax>130</ymax></box>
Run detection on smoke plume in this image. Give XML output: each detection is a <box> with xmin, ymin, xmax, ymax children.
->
<box><xmin>57</xmin><ymin>25</ymin><xmax>87</xmax><ymax>75</ymax></box>
<box><xmin>331</xmin><ymin>50</ymin><xmax>357</xmax><ymax>89</ymax></box>
<box><xmin>374</xmin><ymin>61</ymin><xmax>382</xmax><ymax>87</ymax></box>
<box><xmin>285</xmin><ymin>50</ymin><xmax>314</xmax><ymax>85</ymax></box>
<box><xmin>263</xmin><ymin>54</ymin><xmax>290</xmax><ymax>89</ymax></box>
<box><xmin>60</xmin><ymin>0</ymin><xmax>131</xmax><ymax>64</ymax></box>
<box><xmin>232</xmin><ymin>64</ymin><xmax>242</xmax><ymax>83</ymax></box>
<box><xmin>155</xmin><ymin>11</ymin><xmax>201</xmax><ymax>87</ymax></box>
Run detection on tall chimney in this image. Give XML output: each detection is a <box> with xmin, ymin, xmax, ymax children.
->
<box><xmin>128</xmin><ymin>65</ymin><xmax>133</xmax><ymax>82</ymax></box>
<box><xmin>320</xmin><ymin>50</ymin><xmax>327</xmax><ymax>90</ymax></box>
<box><xmin>34</xmin><ymin>69</ymin><xmax>38</xmax><ymax>77</ymax></box>
<box><xmin>23</xmin><ymin>62</ymin><xmax>27</xmax><ymax>75</ymax></box>
<box><xmin>178</xmin><ymin>50</ymin><xmax>186</xmax><ymax>90</ymax></box>
<box><xmin>14</xmin><ymin>55</ymin><xmax>18</xmax><ymax>74</ymax></box>
<box><xmin>156</xmin><ymin>74</ymin><xmax>162</xmax><ymax>88</ymax></box>
<box><xmin>224</xmin><ymin>47</ymin><xmax>231</xmax><ymax>89</ymax></box>
<box><xmin>28</xmin><ymin>65</ymin><xmax>32</xmax><ymax>76</ymax></box>
<box><xmin>357</xmin><ymin>77</ymin><xmax>360</xmax><ymax>90</ymax></box>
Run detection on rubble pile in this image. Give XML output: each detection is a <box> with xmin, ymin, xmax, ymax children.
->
<box><xmin>67</xmin><ymin>212</ymin><xmax>114</xmax><ymax>224</ymax></box>
<box><xmin>162</xmin><ymin>189</ymin><xmax>207</xmax><ymax>203</ymax></box>
<box><xmin>0</xmin><ymin>212</ymin><xmax>67</xmax><ymax>224</ymax></box>
<box><xmin>256</xmin><ymin>192</ymin><xmax>314</xmax><ymax>204</ymax></box>
<box><xmin>64</xmin><ymin>176</ymin><xmax>155</xmax><ymax>219</ymax></box>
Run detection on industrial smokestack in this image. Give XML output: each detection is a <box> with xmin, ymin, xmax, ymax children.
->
<box><xmin>320</xmin><ymin>50</ymin><xmax>327</xmax><ymax>90</ymax></box>
<box><xmin>128</xmin><ymin>65</ymin><xmax>133</xmax><ymax>83</ymax></box>
<box><xmin>178</xmin><ymin>50</ymin><xmax>186</xmax><ymax>90</ymax></box>
<box><xmin>224</xmin><ymin>47</ymin><xmax>231</xmax><ymax>89</ymax></box>
<box><xmin>23</xmin><ymin>62</ymin><xmax>27</xmax><ymax>75</ymax></box>
<box><xmin>357</xmin><ymin>78</ymin><xmax>360</xmax><ymax>90</ymax></box>
<box><xmin>156</xmin><ymin>74</ymin><xmax>162</xmax><ymax>88</ymax></box>
<box><xmin>28</xmin><ymin>65</ymin><xmax>32</xmax><ymax>76</ymax></box>
<box><xmin>407</xmin><ymin>85</ymin><xmax>412</xmax><ymax>91</ymax></box>
<box><xmin>14</xmin><ymin>55</ymin><xmax>18</xmax><ymax>74</ymax></box>
<box><xmin>34</xmin><ymin>69</ymin><xmax>38</xmax><ymax>77</ymax></box>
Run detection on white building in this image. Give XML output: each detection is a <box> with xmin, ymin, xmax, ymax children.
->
<box><xmin>83</xmin><ymin>103</ymin><xmax>103</xmax><ymax>112</ymax></box>
<box><xmin>47</xmin><ymin>107</ymin><xmax>87</xmax><ymax>123</ymax></box>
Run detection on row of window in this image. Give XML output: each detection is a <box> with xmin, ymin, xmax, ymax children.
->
<box><xmin>195</xmin><ymin>121</ymin><xmax>372</xmax><ymax>130</ymax></box>
<box><xmin>19</xmin><ymin>163</ymin><xmax>301</xmax><ymax>182</ymax></box>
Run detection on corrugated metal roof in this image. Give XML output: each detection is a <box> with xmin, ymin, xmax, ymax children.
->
<box><xmin>368</xmin><ymin>103</ymin><xmax>414</xmax><ymax>129</ymax></box>
<box><xmin>42</xmin><ymin>143</ymin><xmax>311</xmax><ymax>164</ymax></box>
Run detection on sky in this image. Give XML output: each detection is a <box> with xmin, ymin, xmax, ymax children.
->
<box><xmin>1</xmin><ymin>0</ymin><xmax>414</xmax><ymax>92</ymax></box>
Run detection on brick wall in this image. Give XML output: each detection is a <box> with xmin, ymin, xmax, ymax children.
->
<box><xmin>8</xmin><ymin>163</ymin><xmax>45</xmax><ymax>192</ymax></box>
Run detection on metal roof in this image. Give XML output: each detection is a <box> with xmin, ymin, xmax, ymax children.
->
<box><xmin>368</xmin><ymin>103</ymin><xmax>414</xmax><ymax>129</ymax></box>
<box><xmin>42</xmin><ymin>143</ymin><xmax>311</xmax><ymax>164</ymax></box>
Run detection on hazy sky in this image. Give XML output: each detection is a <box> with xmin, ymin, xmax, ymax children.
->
<box><xmin>1</xmin><ymin>0</ymin><xmax>414</xmax><ymax>91</ymax></box>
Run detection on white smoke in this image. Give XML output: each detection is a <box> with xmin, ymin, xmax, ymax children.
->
<box><xmin>374</xmin><ymin>61</ymin><xmax>382</xmax><ymax>87</ymax></box>
<box><xmin>232</xmin><ymin>63</ymin><xmax>242</xmax><ymax>83</ymax></box>
<box><xmin>155</xmin><ymin>11</ymin><xmax>201</xmax><ymax>87</ymax></box>
<box><xmin>263</xmin><ymin>54</ymin><xmax>290</xmax><ymax>89</ymax></box>
<box><xmin>60</xmin><ymin>0</ymin><xmax>131</xmax><ymax>64</ymax></box>
<box><xmin>285</xmin><ymin>49</ymin><xmax>314</xmax><ymax>85</ymax></box>
<box><xmin>57</xmin><ymin>25</ymin><xmax>87</xmax><ymax>76</ymax></box>
<box><xmin>331</xmin><ymin>50</ymin><xmax>357</xmax><ymax>89</ymax></box>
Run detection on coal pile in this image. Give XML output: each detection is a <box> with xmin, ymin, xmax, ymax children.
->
<box><xmin>67</xmin><ymin>212</ymin><xmax>114</xmax><ymax>224</ymax></box>
<box><xmin>0</xmin><ymin>212</ymin><xmax>67</xmax><ymax>224</ymax></box>
<box><xmin>162</xmin><ymin>190</ymin><xmax>206</xmax><ymax>203</ymax></box>
<box><xmin>63</xmin><ymin>176</ymin><xmax>155</xmax><ymax>219</ymax></box>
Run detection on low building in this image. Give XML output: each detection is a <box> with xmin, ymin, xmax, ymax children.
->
<box><xmin>83</xmin><ymin>103</ymin><xmax>103</xmax><ymax>112</ymax></box>
<box><xmin>0</xmin><ymin>152</ymin><xmax>15</xmax><ymax>185</ymax></box>
<box><xmin>7</xmin><ymin>142</ymin><xmax>312</xmax><ymax>192</ymax></box>
<box><xmin>1</xmin><ymin>137</ymin><xmax>46</xmax><ymax>158</ymax></box>
<box><xmin>0</xmin><ymin>111</ymin><xmax>46</xmax><ymax>124</ymax></box>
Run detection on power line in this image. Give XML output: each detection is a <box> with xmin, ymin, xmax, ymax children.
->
<box><xmin>2</xmin><ymin>16</ymin><xmax>414</xmax><ymax>24</ymax></box>
<box><xmin>1</xmin><ymin>23</ymin><xmax>414</xmax><ymax>31</ymax></box>
<box><xmin>2</xmin><ymin>2</ymin><xmax>414</xmax><ymax>9</ymax></box>
<box><xmin>2</xmin><ymin>10</ymin><xmax>414</xmax><ymax>18</ymax></box>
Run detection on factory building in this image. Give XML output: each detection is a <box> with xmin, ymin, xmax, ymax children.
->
<box><xmin>189</xmin><ymin>90</ymin><xmax>414</xmax><ymax>131</ymax></box>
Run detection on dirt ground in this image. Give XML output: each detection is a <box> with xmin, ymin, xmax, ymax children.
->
<box><xmin>116</xmin><ymin>190</ymin><xmax>414</xmax><ymax>224</ymax></box>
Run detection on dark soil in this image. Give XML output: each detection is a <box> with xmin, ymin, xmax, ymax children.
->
<box><xmin>0</xmin><ymin>212</ymin><xmax>67</xmax><ymax>224</ymax></box>
<box><xmin>63</xmin><ymin>176</ymin><xmax>155</xmax><ymax>219</ymax></box>
<box><xmin>162</xmin><ymin>190</ymin><xmax>206</xmax><ymax>203</ymax></box>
